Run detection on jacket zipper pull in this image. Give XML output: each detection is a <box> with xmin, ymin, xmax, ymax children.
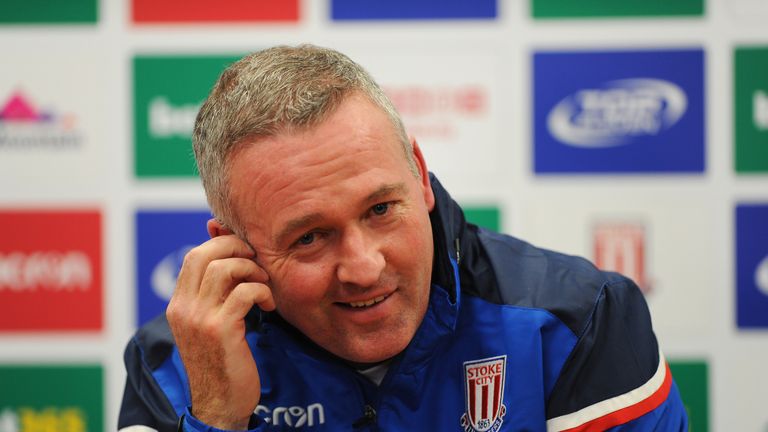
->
<box><xmin>352</xmin><ymin>405</ymin><xmax>377</xmax><ymax>428</ymax></box>
<box><xmin>455</xmin><ymin>237</ymin><xmax>461</xmax><ymax>265</ymax></box>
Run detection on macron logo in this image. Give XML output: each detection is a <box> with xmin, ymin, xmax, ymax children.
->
<box><xmin>547</xmin><ymin>78</ymin><xmax>687</xmax><ymax>147</ymax></box>
<box><xmin>255</xmin><ymin>403</ymin><xmax>325</xmax><ymax>428</ymax></box>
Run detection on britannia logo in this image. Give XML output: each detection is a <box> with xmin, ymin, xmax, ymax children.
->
<box><xmin>150</xmin><ymin>245</ymin><xmax>194</xmax><ymax>301</ymax></box>
<box><xmin>756</xmin><ymin>255</ymin><xmax>768</xmax><ymax>296</ymax></box>
<box><xmin>460</xmin><ymin>355</ymin><xmax>507</xmax><ymax>432</ymax></box>
<box><xmin>547</xmin><ymin>78</ymin><xmax>687</xmax><ymax>147</ymax></box>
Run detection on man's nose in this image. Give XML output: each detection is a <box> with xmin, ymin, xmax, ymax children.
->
<box><xmin>335</xmin><ymin>226</ymin><xmax>385</xmax><ymax>287</ymax></box>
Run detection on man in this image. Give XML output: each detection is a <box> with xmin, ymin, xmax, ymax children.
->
<box><xmin>119</xmin><ymin>45</ymin><xmax>688</xmax><ymax>431</ymax></box>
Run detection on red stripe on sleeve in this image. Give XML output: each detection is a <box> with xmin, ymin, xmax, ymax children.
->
<box><xmin>562</xmin><ymin>363</ymin><xmax>673</xmax><ymax>432</ymax></box>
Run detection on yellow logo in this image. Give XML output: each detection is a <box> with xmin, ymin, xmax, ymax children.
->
<box><xmin>0</xmin><ymin>407</ymin><xmax>86</xmax><ymax>432</ymax></box>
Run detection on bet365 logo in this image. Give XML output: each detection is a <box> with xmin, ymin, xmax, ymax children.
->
<box><xmin>0</xmin><ymin>366</ymin><xmax>102</xmax><ymax>432</ymax></box>
<box><xmin>734</xmin><ymin>46</ymin><xmax>768</xmax><ymax>173</ymax></box>
<box><xmin>133</xmin><ymin>55</ymin><xmax>241</xmax><ymax>177</ymax></box>
<box><xmin>0</xmin><ymin>407</ymin><xmax>86</xmax><ymax>432</ymax></box>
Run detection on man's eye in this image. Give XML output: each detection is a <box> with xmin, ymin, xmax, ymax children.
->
<box><xmin>371</xmin><ymin>202</ymin><xmax>389</xmax><ymax>216</ymax></box>
<box><xmin>297</xmin><ymin>233</ymin><xmax>315</xmax><ymax>245</ymax></box>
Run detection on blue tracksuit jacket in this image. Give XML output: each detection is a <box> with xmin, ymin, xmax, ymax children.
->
<box><xmin>118</xmin><ymin>175</ymin><xmax>688</xmax><ymax>431</ymax></box>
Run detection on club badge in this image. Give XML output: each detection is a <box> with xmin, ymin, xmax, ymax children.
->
<box><xmin>460</xmin><ymin>355</ymin><xmax>507</xmax><ymax>432</ymax></box>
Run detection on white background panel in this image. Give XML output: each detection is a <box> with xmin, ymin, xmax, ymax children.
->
<box><xmin>0</xmin><ymin>0</ymin><xmax>765</xmax><ymax>430</ymax></box>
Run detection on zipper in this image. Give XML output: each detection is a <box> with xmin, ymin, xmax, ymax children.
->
<box><xmin>352</xmin><ymin>404</ymin><xmax>377</xmax><ymax>429</ymax></box>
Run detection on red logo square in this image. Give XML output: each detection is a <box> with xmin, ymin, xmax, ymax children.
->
<box><xmin>132</xmin><ymin>0</ymin><xmax>299</xmax><ymax>23</ymax></box>
<box><xmin>0</xmin><ymin>210</ymin><xmax>102</xmax><ymax>331</ymax></box>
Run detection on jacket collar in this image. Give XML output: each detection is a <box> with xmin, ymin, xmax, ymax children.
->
<box><xmin>428</xmin><ymin>173</ymin><xmax>466</xmax><ymax>305</ymax></box>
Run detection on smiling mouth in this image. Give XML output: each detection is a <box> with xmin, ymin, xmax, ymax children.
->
<box><xmin>346</xmin><ymin>294</ymin><xmax>389</xmax><ymax>308</ymax></box>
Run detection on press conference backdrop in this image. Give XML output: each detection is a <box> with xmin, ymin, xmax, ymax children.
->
<box><xmin>0</xmin><ymin>0</ymin><xmax>766</xmax><ymax>430</ymax></box>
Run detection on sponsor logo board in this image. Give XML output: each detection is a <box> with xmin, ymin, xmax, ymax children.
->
<box><xmin>464</xmin><ymin>206</ymin><xmax>501</xmax><ymax>233</ymax></box>
<box><xmin>531</xmin><ymin>0</ymin><xmax>703</xmax><ymax>18</ymax></box>
<box><xmin>0</xmin><ymin>211</ymin><xmax>102</xmax><ymax>331</ymax></box>
<box><xmin>0</xmin><ymin>365</ymin><xmax>103</xmax><ymax>432</ymax></box>
<box><xmin>350</xmin><ymin>50</ymin><xmax>500</xmax><ymax>178</ymax></box>
<box><xmin>136</xmin><ymin>210</ymin><xmax>212</xmax><ymax>326</ymax></box>
<box><xmin>734</xmin><ymin>46</ymin><xmax>768</xmax><ymax>173</ymax></box>
<box><xmin>534</xmin><ymin>49</ymin><xmax>705</xmax><ymax>173</ymax></box>
<box><xmin>332</xmin><ymin>0</ymin><xmax>496</xmax><ymax>20</ymax></box>
<box><xmin>0</xmin><ymin>52</ymin><xmax>107</xmax><ymax>188</ymax></box>
<box><xmin>521</xmin><ymin>195</ymin><xmax>714</xmax><ymax>339</ymax></box>
<box><xmin>0</xmin><ymin>0</ymin><xmax>97</xmax><ymax>24</ymax></box>
<box><xmin>668</xmin><ymin>360</ymin><xmax>709</xmax><ymax>432</ymax></box>
<box><xmin>593</xmin><ymin>221</ymin><xmax>651</xmax><ymax>294</ymax></box>
<box><xmin>736</xmin><ymin>204</ymin><xmax>768</xmax><ymax>328</ymax></box>
<box><xmin>726</xmin><ymin>0</ymin><xmax>768</xmax><ymax>22</ymax></box>
<box><xmin>133</xmin><ymin>55</ymin><xmax>241</xmax><ymax>177</ymax></box>
<box><xmin>132</xmin><ymin>0</ymin><xmax>298</xmax><ymax>23</ymax></box>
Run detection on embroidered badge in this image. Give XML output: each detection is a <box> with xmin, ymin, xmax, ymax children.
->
<box><xmin>460</xmin><ymin>355</ymin><xmax>507</xmax><ymax>432</ymax></box>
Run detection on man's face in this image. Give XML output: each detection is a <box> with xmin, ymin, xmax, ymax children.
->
<box><xmin>227</xmin><ymin>93</ymin><xmax>436</xmax><ymax>364</ymax></box>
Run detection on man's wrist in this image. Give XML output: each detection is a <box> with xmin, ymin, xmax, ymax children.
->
<box><xmin>183</xmin><ymin>406</ymin><xmax>260</xmax><ymax>432</ymax></box>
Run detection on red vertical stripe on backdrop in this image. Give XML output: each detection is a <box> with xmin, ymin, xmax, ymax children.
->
<box><xmin>595</xmin><ymin>235</ymin><xmax>604</xmax><ymax>269</ymax></box>
<box><xmin>481</xmin><ymin>384</ymin><xmax>489</xmax><ymax>421</ymax></box>
<box><xmin>613</xmin><ymin>237</ymin><xmax>624</xmax><ymax>274</ymax></box>
<box><xmin>132</xmin><ymin>0</ymin><xmax>299</xmax><ymax>23</ymax></box>
<box><xmin>636</xmin><ymin>234</ymin><xmax>645</xmax><ymax>287</ymax></box>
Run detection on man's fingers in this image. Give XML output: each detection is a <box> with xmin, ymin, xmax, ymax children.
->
<box><xmin>175</xmin><ymin>234</ymin><xmax>258</xmax><ymax>297</ymax></box>
<box><xmin>220</xmin><ymin>282</ymin><xmax>276</xmax><ymax>319</ymax></box>
<box><xmin>198</xmin><ymin>257</ymin><xmax>269</xmax><ymax>303</ymax></box>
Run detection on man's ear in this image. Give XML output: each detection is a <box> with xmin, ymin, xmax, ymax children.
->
<box><xmin>207</xmin><ymin>218</ymin><xmax>234</xmax><ymax>239</ymax></box>
<box><xmin>410</xmin><ymin>137</ymin><xmax>435</xmax><ymax>212</ymax></box>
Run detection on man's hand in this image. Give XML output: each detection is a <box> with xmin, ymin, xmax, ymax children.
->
<box><xmin>166</xmin><ymin>232</ymin><xmax>275</xmax><ymax>431</ymax></box>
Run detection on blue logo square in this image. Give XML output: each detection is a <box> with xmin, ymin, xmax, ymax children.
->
<box><xmin>736</xmin><ymin>204</ymin><xmax>768</xmax><ymax>328</ymax></box>
<box><xmin>533</xmin><ymin>49</ymin><xmax>706</xmax><ymax>173</ymax></box>
<box><xmin>135</xmin><ymin>210</ymin><xmax>212</xmax><ymax>327</ymax></box>
<box><xmin>331</xmin><ymin>0</ymin><xmax>497</xmax><ymax>20</ymax></box>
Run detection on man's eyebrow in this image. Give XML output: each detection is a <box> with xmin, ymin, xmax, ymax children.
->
<box><xmin>366</xmin><ymin>182</ymin><xmax>407</xmax><ymax>203</ymax></box>
<box><xmin>274</xmin><ymin>213</ymin><xmax>323</xmax><ymax>247</ymax></box>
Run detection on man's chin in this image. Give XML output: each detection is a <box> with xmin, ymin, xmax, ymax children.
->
<box><xmin>334</xmin><ymin>338</ymin><xmax>409</xmax><ymax>365</ymax></box>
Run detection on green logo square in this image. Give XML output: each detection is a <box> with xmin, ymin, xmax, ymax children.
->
<box><xmin>0</xmin><ymin>0</ymin><xmax>97</xmax><ymax>24</ymax></box>
<box><xmin>531</xmin><ymin>0</ymin><xmax>703</xmax><ymax>19</ymax></box>
<box><xmin>0</xmin><ymin>365</ymin><xmax>103</xmax><ymax>432</ymax></box>
<box><xmin>734</xmin><ymin>47</ymin><xmax>768</xmax><ymax>173</ymax></box>
<box><xmin>669</xmin><ymin>360</ymin><xmax>709</xmax><ymax>432</ymax></box>
<box><xmin>133</xmin><ymin>55</ymin><xmax>242</xmax><ymax>178</ymax></box>
<box><xmin>463</xmin><ymin>206</ymin><xmax>501</xmax><ymax>232</ymax></box>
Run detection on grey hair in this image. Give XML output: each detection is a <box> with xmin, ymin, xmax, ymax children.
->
<box><xmin>192</xmin><ymin>44</ymin><xmax>416</xmax><ymax>237</ymax></box>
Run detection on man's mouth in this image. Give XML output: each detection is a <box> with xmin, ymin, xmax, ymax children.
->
<box><xmin>346</xmin><ymin>294</ymin><xmax>389</xmax><ymax>308</ymax></box>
